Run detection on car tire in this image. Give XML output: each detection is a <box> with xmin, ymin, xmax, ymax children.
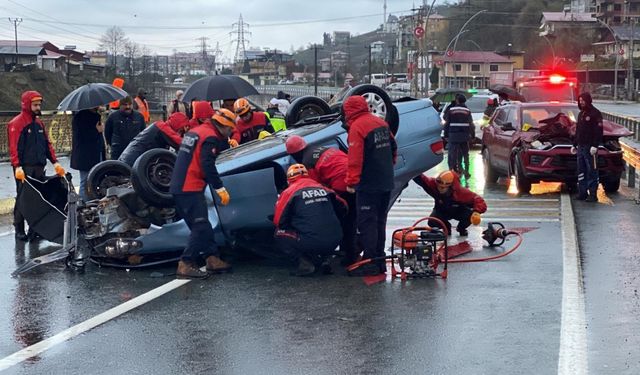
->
<box><xmin>602</xmin><ymin>174</ymin><xmax>621</xmax><ymax>193</ymax></box>
<box><xmin>514</xmin><ymin>155</ymin><xmax>532</xmax><ymax>194</ymax></box>
<box><xmin>346</xmin><ymin>84</ymin><xmax>399</xmax><ymax>134</ymax></box>
<box><xmin>86</xmin><ymin>160</ymin><xmax>132</xmax><ymax>200</ymax></box>
<box><xmin>131</xmin><ymin>149</ymin><xmax>176</xmax><ymax>208</ymax></box>
<box><xmin>285</xmin><ymin>95</ymin><xmax>331</xmax><ymax>126</ymax></box>
<box><xmin>483</xmin><ymin>148</ymin><xmax>499</xmax><ymax>183</ymax></box>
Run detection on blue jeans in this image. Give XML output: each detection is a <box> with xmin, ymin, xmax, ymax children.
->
<box><xmin>577</xmin><ymin>146</ymin><xmax>598</xmax><ymax>198</ymax></box>
<box><xmin>79</xmin><ymin>170</ymin><xmax>89</xmax><ymax>202</ymax></box>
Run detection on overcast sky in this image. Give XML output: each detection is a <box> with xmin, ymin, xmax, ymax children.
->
<box><xmin>0</xmin><ymin>0</ymin><xmax>445</xmax><ymax>60</ymax></box>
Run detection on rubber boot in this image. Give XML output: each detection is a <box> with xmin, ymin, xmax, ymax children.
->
<box><xmin>26</xmin><ymin>229</ymin><xmax>42</xmax><ymax>243</ymax></box>
<box><xmin>205</xmin><ymin>255</ymin><xmax>232</xmax><ymax>274</ymax></box>
<box><xmin>176</xmin><ymin>260</ymin><xmax>209</xmax><ymax>279</ymax></box>
<box><xmin>14</xmin><ymin>225</ymin><xmax>28</xmax><ymax>242</ymax></box>
<box><xmin>290</xmin><ymin>256</ymin><xmax>316</xmax><ymax>277</ymax></box>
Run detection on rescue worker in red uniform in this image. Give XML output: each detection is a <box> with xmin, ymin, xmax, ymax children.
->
<box><xmin>285</xmin><ymin>135</ymin><xmax>357</xmax><ymax>265</ymax></box>
<box><xmin>413</xmin><ymin>170</ymin><xmax>487</xmax><ymax>236</ymax></box>
<box><xmin>343</xmin><ymin>95</ymin><xmax>397</xmax><ymax>276</ymax></box>
<box><xmin>118</xmin><ymin>112</ymin><xmax>190</xmax><ymax>166</ymax></box>
<box><xmin>273</xmin><ymin>164</ymin><xmax>347</xmax><ymax>276</ymax></box>
<box><xmin>8</xmin><ymin>91</ymin><xmax>65</xmax><ymax>241</ymax></box>
<box><xmin>169</xmin><ymin>108</ymin><xmax>237</xmax><ymax>279</ymax></box>
<box><xmin>231</xmin><ymin>98</ymin><xmax>273</xmax><ymax>144</ymax></box>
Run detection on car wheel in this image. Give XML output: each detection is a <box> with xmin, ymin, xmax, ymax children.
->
<box><xmin>602</xmin><ymin>174</ymin><xmax>621</xmax><ymax>193</ymax></box>
<box><xmin>346</xmin><ymin>84</ymin><xmax>399</xmax><ymax>134</ymax></box>
<box><xmin>86</xmin><ymin>160</ymin><xmax>132</xmax><ymax>200</ymax></box>
<box><xmin>483</xmin><ymin>148</ymin><xmax>499</xmax><ymax>183</ymax></box>
<box><xmin>131</xmin><ymin>149</ymin><xmax>176</xmax><ymax>208</ymax></box>
<box><xmin>285</xmin><ymin>95</ymin><xmax>331</xmax><ymax>126</ymax></box>
<box><xmin>514</xmin><ymin>155</ymin><xmax>532</xmax><ymax>194</ymax></box>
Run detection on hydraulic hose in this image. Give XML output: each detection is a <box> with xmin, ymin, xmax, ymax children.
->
<box><xmin>446</xmin><ymin>231</ymin><xmax>523</xmax><ymax>263</ymax></box>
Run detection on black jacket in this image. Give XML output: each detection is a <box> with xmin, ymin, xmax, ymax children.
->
<box><xmin>104</xmin><ymin>109</ymin><xmax>146</xmax><ymax>160</ymax></box>
<box><xmin>575</xmin><ymin>93</ymin><xmax>603</xmax><ymax>148</ymax></box>
<box><xmin>118</xmin><ymin>121</ymin><xmax>181</xmax><ymax>166</ymax></box>
<box><xmin>71</xmin><ymin>109</ymin><xmax>105</xmax><ymax>171</ymax></box>
<box><xmin>443</xmin><ymin>104</ymin><xmax>474</xmax><ymax>143</ymax></box>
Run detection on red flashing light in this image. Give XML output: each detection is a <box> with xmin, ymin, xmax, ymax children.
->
<box><xmin>549</xmin><ymin>75</ymin><xmax>566</xmax><ymax>84</ymax></box>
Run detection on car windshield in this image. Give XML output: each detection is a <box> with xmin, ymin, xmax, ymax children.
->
<box><xmin>521</xmin><ymin>106</ymin><xmax>579</xmax><ymax>128</ymax></box>
<box><xmin>520</xmin><ymin>84</ymin><xmax>575</xmax><ymax>102</ymax></box>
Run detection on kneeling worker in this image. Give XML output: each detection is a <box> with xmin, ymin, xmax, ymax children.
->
<box><xmin>413</xmin><ymin>170</ymin><xmax>487</xmax><ymax>236</ymax></box>
<box><xmin>273</xmin><ymin>164</ymin><xmax>347</xmax><ymax>276</ymax></box>
<box><xmin>285</xmin><ymin>135</ymin><xmax>357</xmax><ymax>265</ymax></box>
<box><xmin>232</xmin><ymin>98</ymin><xmax>273</xmax><ymax>144</ymax></box>
<box><xmin>169</xmin><ymin>108</ymin><xmax>237</xmax><ymax>279</ymax></box>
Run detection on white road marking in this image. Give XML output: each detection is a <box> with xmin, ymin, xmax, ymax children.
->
<box><xmin>396</xmin><ymin>197</ymin><xmax>559</xmax><ymax>203</ymax></box>
<box><xmin>0</xmin><ymin>278</ymin><xmax>191</xmax><ymax>371</ymax></box>
<box><xmin>557</xmin><ymin>193</ymin><xmax>588</xmax><ymax>375</ymax></box>
<box><xmin>390</xmin><ymin>206</ymin><xmax>559</xmax><ymax>212</ymax></box>
<box><xmin>387</xmin><ymin>216</ymin><xmax>560</xmax><ymax>223</ymax></box>
<box><xmin>0</xmin><ymin>231</ymin><xmax>13</xmax><ymax>238</ymax></box>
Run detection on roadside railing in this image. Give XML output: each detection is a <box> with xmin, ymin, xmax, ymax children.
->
<box><xmin>604</xmin><ymin>111</ymin><xmax>640</xmax><ymax>201</ymax></box>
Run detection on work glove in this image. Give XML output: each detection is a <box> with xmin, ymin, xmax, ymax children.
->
<box><xmin>228</xmin><ymin>139</ymin><xmax>239</xmax><ymax>148</ymax></box>
<box><xmin>215</xmin><ymin>187</ymin><xmax>230</xmax><ymax>206</ymax></box>
<box><xmin>258</xmin><ymin>130</ymin><xmax>271</xmax><ymax>140</ymax></box>
<box><xmin>14</xmin><ymin>167</ymin><xmax>25</xmax><ymax>182</ymax></box>
<box><xmin>470</xmin><ymin>211</ymin><xmax>482</xmax><ymax>226</ymax></box>
<box><xmin>54</xmin><ymin>163</ymin><xmax>66</xmax><ymax>177</ymax></box>
<box><xmin>570</xmin><ymin>146</ymin><xmax>577</xmax><ymax>155</ymax></box>
<box><xmin>346</xmin><ymin>186</ymin><xmax>356</xmax><ymax>194</ymax></box>
<box><xmin>589</xmin><ymin>146</ymin><xmax>598</xmax><ymax>156</ymax></box>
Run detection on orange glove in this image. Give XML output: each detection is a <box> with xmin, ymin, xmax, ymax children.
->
<box><xmin>54</xmin><ymin>163</ymin><xmax>65</xmax><ymax>177</ymax></box>
<box><xmin>228</xmin><ymin>139</ymin><xmax>239</xmax><ymax>148</ymax></box>
<box><xmin>470</xmin><ymin>211</ymin><xmax>481</xmax><ymax>226</ymax></box>
<box><xmin>14</xmin><ymin>167</ymin><xmax>25</xmax><ymax>182</ymax></box>
<box><xmin>215</xmin><ymin>187</ymin><xmax>230</xmax><ymax>206</ymax></box>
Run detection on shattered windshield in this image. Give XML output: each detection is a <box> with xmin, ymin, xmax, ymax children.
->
<box><xmin>521</xmin><ymin>106</ymin><xmax>579</xmax><ymax>129</ymax></box>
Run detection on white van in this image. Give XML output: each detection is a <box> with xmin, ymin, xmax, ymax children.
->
<box><xmin>370</xmin><ymin>74</ymin><xmax>386</xmax><ymax>87</ymax></box>
<box><xmin>173</xmin><ymin>78</ymin><xmax>184</xmax><ymax>84</ymax></box>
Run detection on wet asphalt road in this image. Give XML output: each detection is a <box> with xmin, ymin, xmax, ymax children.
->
<box><xmin>0</xmin><ymin>149</ymin><xmax>637</xmax><ymax>374</ymax></box>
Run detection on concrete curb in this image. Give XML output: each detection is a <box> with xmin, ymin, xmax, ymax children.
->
<box><xmin>0</xmin><ymin>197</ymin><xmax>14</xmax><ymax>216</ymax></box>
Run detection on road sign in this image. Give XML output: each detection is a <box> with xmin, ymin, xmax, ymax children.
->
<box><xmin>414</xmin><ymin>26</ymin><xmax>425</xmax><ymax>39</ymax></box>
<box><xmin>619</xmin><ymin>48</ymin><xmax>625</xmax><ymax>55</ymax></box>
<box><xmin>580</xmin><ymin>54</ymin><xmax>595</xmax><ymax>62</ymax></box>
<box><xmin>446</xmin><ymin>50</ymin><xmax>453</xmax><ymax>57</ymax></box>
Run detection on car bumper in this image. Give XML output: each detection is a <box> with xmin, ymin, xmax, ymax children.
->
<box><xmin>521</xmin><ymin>147</ymin><xmax>624</xmax><ymax>182</ymax></box>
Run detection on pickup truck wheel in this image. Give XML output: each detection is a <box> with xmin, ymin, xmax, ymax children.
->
<box><xmin>131</xmin><ymin>149</ymin><xmax>176</xmax><ymax>208</ymax></box>
<box><xmin>285</xmin><ymin>96</ymin><xmax>331</xmax><ymax>126</ymax></box>
<box><xmin>602</xmin><ymin>174</ymin><xmax>621</xmax><ymax>193</ymax></box>
<box><xmin>483</xmin><ymin>148</ymin><xmax>499</xmax><ymax>183</ymax></box>
<box><xmin>346</xmin><ymin>84</ymin><xmax>399</xmax><ymax>134</ymax></box>
<box><xmin>514</xmin><ymin>156</ymin><xmax>532</xmax><ymax>194</ymax></box>
<box><xmin>86</xmin><ymin>160</ymin><xmax>132</xmax><ymax>200</ymax></box>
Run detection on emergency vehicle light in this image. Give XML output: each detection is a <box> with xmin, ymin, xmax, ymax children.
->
<box><xmin>548</xmin><ymin>75</ymin><xmax>566</xmax><ymax>84</ymax></box>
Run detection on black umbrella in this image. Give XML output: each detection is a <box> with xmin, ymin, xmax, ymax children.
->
<box><xmin>430</xmin><ymin>87</ymin><xmax>473</xmax><ymax>103</ymax></box>
<box><xmin>489</xmin><ymin>84</ymin><xmax>526</xmax><ymax>102</ymax></box>
<box><xmin>182</xmin><ymin>75</ymin><xmax>259</xmax><ymax>102</ymax></box>
<box><xmin>57</xmin><ymin>83</ymin><xmax>129</xmax><ymax>111</ymax></box>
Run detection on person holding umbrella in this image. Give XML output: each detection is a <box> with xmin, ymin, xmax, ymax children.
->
<box><xmin>70</xmin><ymin>107</ymin><xmax>106</xmax><ymax>201</ymax></box>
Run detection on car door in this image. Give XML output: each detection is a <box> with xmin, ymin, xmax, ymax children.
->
<box><xmin>491</xmin><ymin>107</ymin><xmax>518</xmax><ymax>172</ymax></box>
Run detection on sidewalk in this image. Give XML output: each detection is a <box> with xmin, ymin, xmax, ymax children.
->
<box><xmin>0</xmin><ymin>157</ymin><xmax>78</xmax><ymax>215</ymax></box>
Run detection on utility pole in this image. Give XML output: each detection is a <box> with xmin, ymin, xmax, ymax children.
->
<box><xmin>313</xmin><ymin>44</ymin><xmax>323</xmax><ymax>95</ymax></box>
<box><xmin>231</xmin><ymin>14</ymin><xmax>251</xmax><ymax>67</ymax></box>
<box><xmin>366</xmin><ymin>44</ymin><xmax>373</xmax><ymax>83</ymax></box>
<box><xmin>8</xmin><ymin>17</ymin><xmax>22</xmax><ymax>65</ymax></box>
<box><xmin>197</xmin><ymin>36</ymin><xmax>210</xmax><ymax>75</ymax></box>
<box><xmin>626</xmin><ymin>0</ymin><xmax>635</xmax><ymax>100</ymax></box>
<box><xmin>390</xmin><ymin>45</ymin><xmax>396</xmax><ymax>78</ymax></box>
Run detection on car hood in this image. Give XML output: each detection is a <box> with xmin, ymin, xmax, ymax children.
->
<box><xmin>516</xmin><ymin>113</ymin><xmax>633</xmax><ymax>144</ymax></box>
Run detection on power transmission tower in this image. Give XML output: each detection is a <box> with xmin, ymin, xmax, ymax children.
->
<box><xmin>8</xmin><ymin>17</ymin><xmax>22</xmax><ymax>65</ymax></box>
<box><xmin>212</xmin><ymin>41</ymin><xmax>222</xmax><ymax>74</ymax></box>
<box><xmin>197</xmin><ymin>36</ymin><xmax>211</xmax><ymax>75</ymax></box>
<box><xmin>231</xmin><ymin>14</ymin><xmax>251</xmax><ymax>65</ymax></box>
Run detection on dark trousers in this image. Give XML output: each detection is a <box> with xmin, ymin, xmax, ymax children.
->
<box><xmin>448</xmin><ymin>142</ymin><xmax>469</xmax><ymax>174</ymax></box>
<box><xmin>338</xmin><ymin>191</ymin><xmax>358</xmax><ymax>262</ymax></box>
<box><xmin>428</xmin><ymin>205</ymin><xmax>473</xmax><ymax>234</ymax></box>
<box><xmin>356</xmin><ymin>191</ymin><xmax>391</xmax><ymax>270</ymax></box>
<box><xmin>577</xmin><ymin>145</ymin><xmax>598</xmax><ymax>198</ymax></box>
<box><xmin>275</xmin><ymin>230</ymin><xmax>340</xmax><ymax>266</ymax></box>
<box><xmin>173</xmin><ymin>193</ymin><xmax>218</xmax><ymax>262</ymax></box>
<box><xmin>14</xmin><ymin>165</ymin><xmax>45</xmax><ymax>232</ymax></box>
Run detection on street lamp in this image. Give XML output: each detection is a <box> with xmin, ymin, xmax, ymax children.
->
<box><xmin>466</xmin><ymin>39</ymin><xmax>486</xmax><ymax>88</ymax></box>
<box><xmin>541</xmin><ymin>35</ymin><xmax>556</xmax><ymax>68</ymax></box>
<box><xmin>594</xmin><ymin>18</ymin><xmax>620</xmax><ymax>101</ymax></box>
<box><xmin>450</xmin><ymin>9</ymin><xmax>487</xmax><ymax>88</ymax></box>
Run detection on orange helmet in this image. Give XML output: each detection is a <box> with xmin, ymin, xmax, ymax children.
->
<box><xmin>212</xmin><ymin>108</ymin><xmax>236</xmax><ymax>128</ymax></box>
<box><xmin>286</xmin><ymin>163</ymin><xmax>308</xmax><ymax>182</ymax></box>
<box><xmin>233</xmin><ymin>98</ymin><xmax>251</xmax><ymax>116</ymax></box>
<box><xmin>436</xmin><ymin>170</ymin><xmax>455</xmax><ymax>192</ymax></box>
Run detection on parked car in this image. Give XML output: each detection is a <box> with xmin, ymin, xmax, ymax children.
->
<box><xmin>386</xmin><ymin>82</ymin><xmax>411</xmax><ymax>92</ymax></box>
<box><xmin>481</xmin><ymin>101</ymin><xmax>632</xmax><ymax>194</ymax></box>
<box><xmin>28</xmin><ymin>85</ymin><xmax>445</xmax><ymax>269</ymax></box>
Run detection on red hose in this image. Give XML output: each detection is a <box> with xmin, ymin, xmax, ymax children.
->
<box><xmin>446</xmin><ymin>232</ymin><xmax>523</xmax><ymax>263</ymax></box>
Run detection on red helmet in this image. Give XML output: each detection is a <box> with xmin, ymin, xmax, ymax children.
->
<box><xmin>285</xmin><ymin>135</ymin><xmax>307</xmax><ymax>155</ymax></box>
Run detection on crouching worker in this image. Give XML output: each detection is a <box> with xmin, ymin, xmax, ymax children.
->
<box><xmin>413</xmin><ymin>170</ymin><xmax>487</xmax><ymax>236</ymax></box>
<box><xmin>273</xmin><ymin>164</ymin><xmax>347</xmax><ymax>276</ymax></box>
<box><xmin>169</xmin><ymin>108</ymin><xmax>237</xmax><ymax>279</ymax></box>
<box><xmin>118</xmin><ymin>112</ymin><xmax>190</xmax><ymax>166</ymax></box>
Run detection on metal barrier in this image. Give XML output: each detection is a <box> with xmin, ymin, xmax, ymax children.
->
<box><xmin>602</xmin><ymin>111</ymin><xmax>640</xmax><ymax>143</ymax></box>
<box><xmin>605</xmin><ymin>111</ymin><xmax>640</xmax><ymax>202</ymax></box>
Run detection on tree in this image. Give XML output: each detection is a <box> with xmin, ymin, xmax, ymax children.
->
<box><xmin>123</xmin><ymin>40</ymin><xmax>141</xmax><ymax>81</ymax></box>
<box><xmin>100</xmin><ymin>26</ymin><xmax>127</xmax><ymax>69</ymax></box>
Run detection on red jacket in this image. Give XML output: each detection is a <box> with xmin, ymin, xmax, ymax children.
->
<box><xmin>413</xmin><ymin>172</ymin><xmax>487</xmax><ymax>213</ymax></box>
<box><xmin>169</xmin><ymin>121</ymin><xmax>228</xmax><ymax>194</ymax></box>
<box><xmin>231</xmin><ymin>111</ymin><xmax>271</xmax><ymax>144</ymax></box>
<box><xmin>302</xmin><ymin>146</ymin><xmax>348</xmax><ymax>193</ymax></box>
<box><xmin>8</xmin><ymin>91</ymin><xmax>57</xmax><ymax>167</ymax></box>
<box><xmin>343</xmin><ymin>96</ymin><xmax>397</xmax><ymax>192</ymax></box>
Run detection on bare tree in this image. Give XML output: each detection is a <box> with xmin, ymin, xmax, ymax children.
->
<box><xmin>99</xmin><ymin>26</ymin><xmax>127</xmax><ymax>69</ymax></box>
<box><xmin>123</xmin><ymin>40</ymin><xmax>141</xmax><ymax>80</ymax></box>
